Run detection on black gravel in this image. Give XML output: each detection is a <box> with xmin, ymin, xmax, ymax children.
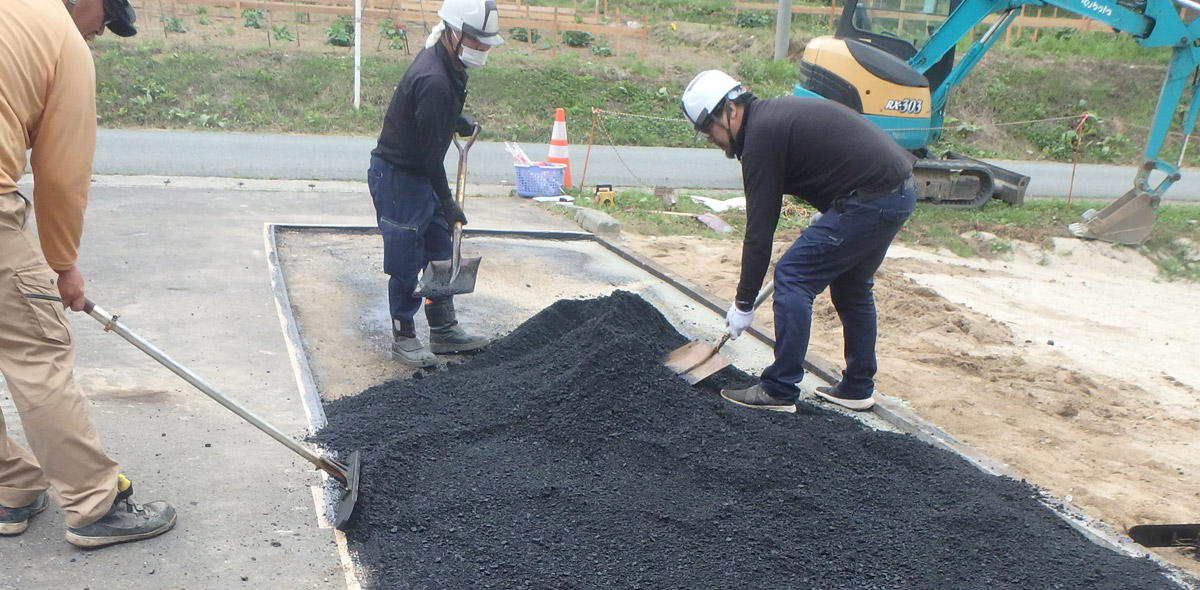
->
<box><xmin>316</xmin><ymin>290</ymin><xmax>1178</xmax><ymax>589</ymax></box>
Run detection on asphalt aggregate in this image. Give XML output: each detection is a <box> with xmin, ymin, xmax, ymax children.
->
<box><xmin>315</xmin><ymin>291</ymin><xmax>1178</xmax><ymax>589</ymax></box>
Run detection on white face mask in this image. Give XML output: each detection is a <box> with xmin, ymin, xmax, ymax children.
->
<box><xmin>459</xmin><ymin>45</ymin><xmax>489</xmax><ymax>68</ymax></box>
<box><xmin>450</xmin><ymin>29</ymin><xmax>489</xmax><ymax>68</ymax></box>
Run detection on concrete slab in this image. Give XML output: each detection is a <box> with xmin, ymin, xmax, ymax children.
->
<box><xmin>1</xmin><ymin>178</ymin><xmax>577</xmax><ymax>589</ymax></box>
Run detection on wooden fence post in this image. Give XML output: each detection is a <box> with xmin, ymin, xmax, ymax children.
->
<box><xmin>235</xmin><ymin>0</ymin><xmax>243</xmax><ymax>35</ymax></box>
<box><xmin>553</xmin><ymin>6</ymin><xmax>559</xmax><ymax>56</ymax></box>
<box><xmin>615</xmin><ymin>7</ymin><xmax>620</xmax><ymax>56</ymax></box>
<box><xmin>641</xmin><ymin>12</ymin><xmax>647</xmax><ymax>60</ymax></box>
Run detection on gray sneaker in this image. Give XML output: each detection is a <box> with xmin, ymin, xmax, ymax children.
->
<box><xmin>65</xmin><ymin>493</ymin><xmax>176</xmax><ymax>549</ymax></box>
<box><xmin>0</xmin><ymin>492</ymin><xmax>49</xmax><ymax>536</ymax></box>
<box><xmin>720</xmin><ymin>384</ymin><xmax>797</xmax><ymax>413</ymax></box>
<box><xmin>814</xmin><ymin>384</ymin><xmax>875</xmax><ymax>411</ymax></box>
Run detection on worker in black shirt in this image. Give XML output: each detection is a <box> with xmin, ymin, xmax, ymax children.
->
<box><xmin>681</xmin><ymin>70</ymin><xmax>917</xmax><ymax>413</ymax></box>
<box><xmin>368</xmin><ymin>0</ymin><xmax>502</xmax><ymax>367</ymax></box>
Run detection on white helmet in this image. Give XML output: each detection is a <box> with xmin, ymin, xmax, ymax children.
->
<box><xmin>681</xmin><ymin>70</ymin><xmax>745</xmax><ymax>131</ymax></box>
<box><xmin>438</xmin><ymin>0</ymin><xmax>504</xmax><ymax>46</ymax></box>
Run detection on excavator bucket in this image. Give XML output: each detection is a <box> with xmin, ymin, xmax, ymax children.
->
<box><xmin>1068</xmin><ymin>188</ymin><xmax>1159</xmax><ymax>245</ymax></box>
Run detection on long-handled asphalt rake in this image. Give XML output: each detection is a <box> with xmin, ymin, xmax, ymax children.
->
<box><xmin>82</xmin><ymin>299</ymin><xmax>361</xmax><ymax>530</ymax></box>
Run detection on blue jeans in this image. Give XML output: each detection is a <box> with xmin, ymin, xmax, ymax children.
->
<box><xmin>367</xmin><ymin>155</ymin><xmax>453</xmax><ymax>322</ymax></box>
<box><xmin>760</xmin><ymin>178</ymin><xmax>917</xmax><ymax>401</ymax></box>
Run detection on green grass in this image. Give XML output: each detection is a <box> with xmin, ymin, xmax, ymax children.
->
<box><xmin>91</xmin><ymin>39</ymin><xmax>721</xmax><ymax>145</ymax></box>
<box><xmin>1003</xmin><ymin>29</ymin><xmax>1170</xmax><ymax>65</ymax></box>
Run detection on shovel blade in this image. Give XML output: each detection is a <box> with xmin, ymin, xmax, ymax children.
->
<box><xmin>664</xmin><ymin>339</ymin><xmax>733</xmax><ymax>385</ymax></box>
<box><xmin>332</xmin><ymin>451</ymin><xmax>362</xmax><ymax>530</ymax></box>
<box><xmin>413</xmin><ymin>256</ymin><xmax>481</xmax><ymax>299</ymax></box>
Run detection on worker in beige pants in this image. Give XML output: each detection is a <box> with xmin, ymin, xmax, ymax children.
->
<box><xmin>0</xmin><ymin>0</ymin><xmax>174</xmax><ymax>547</ymax></box>
<box><xmin>0</xmin><ymin>192</ymin><xmax>120</xmax><ymax>529</ymax></box>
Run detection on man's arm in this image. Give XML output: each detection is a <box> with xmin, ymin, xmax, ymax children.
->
<box><xmin>735</xmin><ymin>147</ymin><xmax>786</xmax><ymax>308</ymax></box>
<box><xmin>29</xmin><ymin>30</ymin><xmax>96</xmax><ymax>309</ymax></box>
<box><xmin>411</xmin><ymin>77</ymin><xmax>461</xmax><ymax>214</ymax></box>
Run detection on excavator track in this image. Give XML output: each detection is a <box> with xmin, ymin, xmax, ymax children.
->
<box><xmin>911</xmin><ymin>158</ymin><xmax>995</xmax><ymax>209</ymax></box>
<box><xmin>911</xmin><ymin>153</ymin><xmax>1030</xmax><ymax>209</ymax></box>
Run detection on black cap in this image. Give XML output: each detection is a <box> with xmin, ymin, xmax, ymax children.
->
<box><xmin>103</xmin><ymin>0</ymin><xmax>137</xmax><ymax>37</ymax></box>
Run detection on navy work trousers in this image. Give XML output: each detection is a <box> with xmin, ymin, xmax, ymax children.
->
<box><xmin>367</xmin><ymin>155</ymin><xmax>453</xmax><ymax>322</ymax></box>
<box><xmin>760</xmin><ymin>178</ymin><xmax>917</xmax><ymax>401</ymax></box>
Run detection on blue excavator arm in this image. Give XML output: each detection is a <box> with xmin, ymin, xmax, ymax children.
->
<box><xmin>900</xmin><ymin>0</ymin><xmax>1200</xmax><ymax>241</ymax></box>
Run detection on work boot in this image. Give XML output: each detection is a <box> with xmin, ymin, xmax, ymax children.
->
<box><xmin>392</xmin><ymin>319</ymin><xmax>436</xmax><ymax>368</ymax></box>
<box><xmin>0</xmin><ymin>492</ymin><xmax>49</xmax><ymax>536</ymax></box>
<box><xmin>720</xmin><ymin>384</ymin><xmax>797</xmax><ymax>413</ymax></box>
<box><xmin>814</xmin><ymin>383</ymin><xmax>875</xmax><ymax>412</ymax></box>
<box><xmin>65</xmin><ymin>475</ymin><xmax>176</xmax><ymax>549</ymax></box>
<box><xmin>424</xmin><ymin>298</ymin><xmax>490</xmax><ymax>354</ymax></box>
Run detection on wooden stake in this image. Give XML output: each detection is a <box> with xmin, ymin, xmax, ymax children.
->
<box><xmin>615</xmin><ymin>7</ymin><xmax>620</xmax><ymax>56</ymax></box>
<box><xmin>641</xmin><ymin>11</ymin><xmax>647</xmax><ymax>60</ymax></box>
<box><xmin>576</xmin><ymin>108</ymin><xmax>600</xmax><ymax>198</ymax></box>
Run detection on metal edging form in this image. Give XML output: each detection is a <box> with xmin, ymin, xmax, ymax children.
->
<box><xmin>264</xmin><ymin>222</ymin><xmax>1198</xmax><ymax>590</ymax></box>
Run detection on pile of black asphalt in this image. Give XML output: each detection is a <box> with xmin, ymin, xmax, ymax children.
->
<box><xmin>315</xmin><ymin>290</ymin><xmax>1178</xmax><ymax>589</ymax></box>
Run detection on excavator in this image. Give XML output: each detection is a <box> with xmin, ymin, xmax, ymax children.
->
<box><xmin>793</xmin><ymin>0</ymin><xmax>1200</xmax><ymax>243</ymax></box>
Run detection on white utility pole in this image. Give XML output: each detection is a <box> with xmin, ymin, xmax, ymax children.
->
<box><xmin>354</xmin><ymin>0</ymin><xmax>362</xmax><ymax>109</ymax></box>
<box><xmin>773</xmin><ymin>0</ymin><xmax>792</xmax><ymax>61</ymax></box>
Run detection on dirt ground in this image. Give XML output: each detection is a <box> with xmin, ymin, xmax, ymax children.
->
<box><xmin>616</xmin><ymin>229</ymin><xmax>1200</xmax><ymax>577</ymax></box>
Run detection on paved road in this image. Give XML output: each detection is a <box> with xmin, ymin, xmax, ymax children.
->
<box><xmin>96</xmin><ymin>128</ymin><xmax>1200</xmax><ymax>201</ymax></box>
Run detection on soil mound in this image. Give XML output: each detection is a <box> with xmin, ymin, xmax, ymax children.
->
<box><xmin>316</xmin><ymin>291</ymin><xmax>1176</xmax><ymax>589</ymax></box>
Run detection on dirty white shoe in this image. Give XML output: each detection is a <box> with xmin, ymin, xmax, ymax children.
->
<box><xmin>814</xmin><ymin>384</ymin><xmax>875</xmax><ymax>411</ymax></box>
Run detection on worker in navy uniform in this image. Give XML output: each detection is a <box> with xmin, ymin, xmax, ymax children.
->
<box><xmin>368</xmin><ymin>0</ymin><xmax>502</xmax><ymax>367</ymax></box>
<box><xmin>681</xmin><ymin>70</ymin><xmax>917</xmax><ymax>413</ymax></box>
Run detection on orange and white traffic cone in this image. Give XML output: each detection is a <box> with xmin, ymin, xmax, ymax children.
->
<box><xmin>547</xmin><ymin>107</ymin><xmax>572</xmax><ymax>189</ymax></box>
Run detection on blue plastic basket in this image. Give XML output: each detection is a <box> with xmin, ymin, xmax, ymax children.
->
<box><xmin>514</xmin><ymin>164</ymin><xmax>566</xmax><ymax>197</ymax></box>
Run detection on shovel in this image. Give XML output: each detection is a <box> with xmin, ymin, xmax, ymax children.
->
<box><xmin>664</xmin><ymin>281</ymin><xmax>775</xmax><ymax>385</ymax></box>
<box><xmin>414</xmin><ymin>126</ymin><xmax>481</xmax><ymax>299</ymax></box>
<box><xmin>81</xmin><ymin>299</ymin><xmax>361</xmax><ymax>530</ymax></box>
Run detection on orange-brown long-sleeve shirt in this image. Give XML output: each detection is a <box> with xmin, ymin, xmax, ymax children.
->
<box><xmin>1</xmin><ymin>0</ymin><xmax>97</xmax><ymax>271</ymax></box>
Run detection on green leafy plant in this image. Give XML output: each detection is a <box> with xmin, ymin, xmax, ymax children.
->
<box><xmin>272</xmin><ymin>24</ymin><xmax>295</xmax><ymax>41</ymax></box>
<box><xmin>195</xmin><ymin>5</ymin><xmax>208</xmax><ymax>15</ymax></box>
<box><xmin>508</xmin><ymin>27</ymin><xmax>541</xmax><ymax>43</ymax></box>
<box><xmin>379</xmin><ymin>18</ymin><xmax>407</xmax><ymax>50</ymax></box>
<box><xmin>562</xmin><ymin>30</ymin><xmax>593</xmax><ymax>48</ymax></box>
<box><xmin>197</xmin><ymin>14</ymin><xmax>211</xmax><ymax>25</ymax></box>
<box><xmin>735</xmin><ymin>10</ymin><xmax>772</xmax><ymax>28</ymax></box>
<box><xmin>242</xmin><ymin>9</ymin><xmax>265</xmax><ymax>29</ymax></box>
<box><xmin>324</xmin><ymin>15</ymin><xmax>354</xmax><ymax>47</ymax></box>
<box><xmin>590</xmin><ymin>43</ymin><xmax>614</xmax><ymax>57</ymax></box>
<box><xmin>160</xmin><ymin>16</ymin><xmax>187</xmax><ymax>34</ymax></box>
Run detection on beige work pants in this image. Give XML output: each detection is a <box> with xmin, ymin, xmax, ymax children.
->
<box><xmin>0</xmin><ymin>192</ymin><xmax>118</xmax><ymax>528</ymax></box>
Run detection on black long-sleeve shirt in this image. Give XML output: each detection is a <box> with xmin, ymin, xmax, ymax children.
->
<box><xmin>731</xmin><ymin>96</ymin><xmax>916</xmax><ymax>307</ymax></box>
<box><xmin>371</xmin><ymin>42</ymin><xmax>467</xmax><ymax>206</ymax></box>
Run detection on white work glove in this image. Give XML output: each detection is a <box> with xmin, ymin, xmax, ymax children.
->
<box><xmin>726</xmin><ymin>302</ymin><xmax>755</xmax><ymax>340</ymax></box>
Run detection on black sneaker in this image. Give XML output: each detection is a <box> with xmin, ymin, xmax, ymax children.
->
<box><xmin>814</xmin><ymin>384</ymin><xmax>875</xmax><ymax>411</ymax></box>
<box><xmin>0</xmin><ymin>492</ymin><xmax>49</xmax><ymax>536</ymax></box>
<box><xmin>65</xmin><ymin>477</ymin><xmax>176</xmax><ymax>549</ymax></box>
<box><xmin>720</xmin><ymin>384</ymin><xmax>797</xmax><ymax>413</ymax></box>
